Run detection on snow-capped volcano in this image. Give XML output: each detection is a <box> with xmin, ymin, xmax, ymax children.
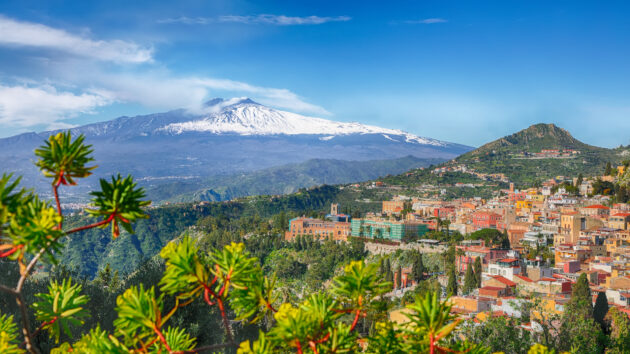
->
<box><xmin>0</xmin><ymin>98</ymin><xmax>473</xmax><ymax>201</ymax></box>
<box><xmin>159</xmin><ymin>98</ymin><xmax>447</xmax><ymax>146</ymax></box>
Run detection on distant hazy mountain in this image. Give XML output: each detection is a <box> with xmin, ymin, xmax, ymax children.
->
<box><xmin>0</xmin><ymin>98</ymin><xmax>472</xmax><ymax>201</ymax></box>
<box><xmin>146</xmin><ymin>155</ymin><xmax>443</xmax><ymax>203</ymax></box>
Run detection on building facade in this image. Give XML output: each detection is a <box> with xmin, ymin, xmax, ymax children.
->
<box><xmin>285</xmin><ymin>217</ymin><xmax>351</xmax><ymax>242</ymax></box>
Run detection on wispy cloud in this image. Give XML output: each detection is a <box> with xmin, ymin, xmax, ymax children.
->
<box><xmin>0</xmin><ymin>84</ymin><xmax>111</xmax><ymax>129</ymax></box>
<box><xmin>159</xmin><ymin>14</ymin><xmax>351</xmax><ymax>26</ymax></box>
<box><xmin>0</xmin><ymin>15</ymin><xmax>330</xmax><ymax>131</ymax></box>
<box><xmin>0</xmin><ymin>73</ymin><xmax>330</xmax><ymax>130</ymax></box>
<box><xmin>89</xmin><ymin>74</ymin><xmax>330</xmax><ymax>116</ymax></box>
<box><xmin>192</xmin><ymin>78</ymin><xmax>330</xmax><ymax>115</ymax></box>
<box><xmin>404</xmin><ymin>18</ymin><xmax>447</xmax><ymax>24</ymax></box>
<box><xmin>0</xmin><ymin>15</ymin><xmax>153</xmax><ymax>63</ymax></box>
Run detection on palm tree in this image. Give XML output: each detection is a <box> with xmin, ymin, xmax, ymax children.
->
<box><xmin>441</xmin><ymin>219</ymin><xmax>451</xmax><ymax>238</ymax></box>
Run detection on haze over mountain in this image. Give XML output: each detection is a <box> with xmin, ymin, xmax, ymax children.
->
<box><xmin>0</xmin><ymin>98</ymin><xmax>471</xmax><ymax>202</ymax></box>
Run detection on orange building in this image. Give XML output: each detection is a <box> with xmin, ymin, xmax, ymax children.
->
<box><xmin>285</xmin><ymin>217</ymin><xmax>350</xmax><ymax>242</ymax></box>
<box><xmin>582</xmin><ymin>204</ymin><xmax>610</xmax><ymax>218</ymax></box>
<box><xmin>382</xmin><ymin>201</ymin><xmax>405</xmax><ymax>214</ymax></box>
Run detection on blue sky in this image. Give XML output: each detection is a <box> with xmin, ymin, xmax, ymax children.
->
<box><xmin>0</xmin><ymin>0</ymin><xmax>629</xmax><ymax>147</ymax></box>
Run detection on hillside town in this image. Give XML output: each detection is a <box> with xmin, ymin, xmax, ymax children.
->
<box><xmin>284</xmin><ymin>163</ymin><xmax>630</xmax><ymax>332</ymax></box>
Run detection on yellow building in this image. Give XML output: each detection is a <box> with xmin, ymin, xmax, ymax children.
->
<box><xmin>516</xmin><ymin>200</ymin><xmax>533</xmax><ymax>209</ymax></box>
<box><xmin>531</xmin><ymin>297</ymin><xmax>568</xmax><ymax>320</ymax></box>
<box><xmin>382</xmin><ymin>201</ymin><xmax>405</xmax><ymax>215</ymax></box>
<box><xmin>609</xmin><ymin>213</ymin><xmax>630</xmax><ymax>230</ymax></box>
<box><xmin>558</xmin><ymin>213</ymin><xmax>604</xmax><ymax>245</ymax></box>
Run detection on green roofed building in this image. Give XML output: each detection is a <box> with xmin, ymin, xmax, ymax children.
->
<box><xmin>351</xmin><ymin>218</ymin><xmax>429</xmax><ymax>242</ymax></box>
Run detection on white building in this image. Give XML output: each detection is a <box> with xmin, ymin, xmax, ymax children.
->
<box><xmin>487</xmin><ymin>258</ymin><xmax>522</xmax><ymax>281</ymax></box>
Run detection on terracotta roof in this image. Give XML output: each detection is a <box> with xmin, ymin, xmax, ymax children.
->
<box><xmin>499</xmin><ymin>258</ymin><xmax>519</xmax><ymax>263</ymax></box>
<box><xmin>490</xmin><ymin>275</ymin><xmax>517</xmax><ymax>287</ymax></box>
<box><xmin>584</xmin><ymin>204</ymin><xmax>610</xmax><ymax>209</ymax></box>
<box><xmin>612</xmin><ymin>213</ymin><xmax>630</xmax><ymax>217</ymax></box>
<box><xmin>514</xmin><ymin>275</ymin><xmax>534</xmax><ymax>282</ymax></box>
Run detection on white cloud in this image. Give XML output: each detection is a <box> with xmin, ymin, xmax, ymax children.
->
<box><xmin>0</xmin><ymin>16</ymin><xmax>330</xmax><ymax>131</ymax></box>
<box><xmin>0</xmin><ymin>15</ymin><xmax>153</xmax><ymax>63</ymax></box>
<box><xmin>0</xmin><ymin>84</ymin><xmax>111</xmax><ymax>129</ymax></box>
<box><xmin>159</xmin><ymin>14</ymin><xmax>351</xmax><ymax>26</ymax></box>
<box><xmin>192</xmin><ymin>78</ymin><xmax>331</xmax><ymax>115</ymax></box>
<box><xmin>96</xmin><ymin>74</ymin><xmax>330</xmax><ymax>115</ymax></box>
<box><xmin>404</xmin><ymin>18</ymin><xmax>447</xmax><ymax>24</ymax></box>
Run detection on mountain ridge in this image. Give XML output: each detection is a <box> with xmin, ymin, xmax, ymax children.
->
<box><xmin>0</xmin><ymin>98</ymin><xmax>472</xmax><ymax>202</ymax></box>
<box><xmin>380</xmin><ymin>123</ymin><xmax>628</xmax><ymax>188</ymax></box>
<box><xmin>462</xmin><ymin>123</ymin><xmax>605</xmax><ymax>159</ymax></box>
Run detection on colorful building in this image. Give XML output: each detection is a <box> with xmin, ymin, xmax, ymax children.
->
<box><xmin>350</xmin><ymin>218</ymin><xmax>428</xmax><ymax>242</ymax></box>
<box><xmin>472</xmin><ymin>211</ymin><xmax>502</xmax><ymax>230</ymax></box>
<box><xmin>285</xmin><ymin>217</ymin><xmax>350</xmax><ymax>242</ymax></box>
<box><xmin>609</xmin><ymin>213</ymin><xmax>630</xmax><ymax>230</ymax></box>
<box><xmin>382</xmin><ymin>200</ymin><xmax>405</xmax><ymax>215</ymax></box>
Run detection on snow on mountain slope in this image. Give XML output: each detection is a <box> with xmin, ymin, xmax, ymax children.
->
<box><xmin>159</xmin><ymin>98</ymin><xmax>447</xmax><ymax>146</ymax></box>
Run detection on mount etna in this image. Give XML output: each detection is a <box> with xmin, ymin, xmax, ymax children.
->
<box><xmin>0</xmin><ymin>98</ymin><xmax>471</xmax><ymax>202</ymax></box>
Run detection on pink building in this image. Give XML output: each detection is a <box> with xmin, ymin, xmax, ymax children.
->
<box><xmin>472</xmin><ymin>211</ymin><xmax>502</xmax><ymax>230</ymax></box>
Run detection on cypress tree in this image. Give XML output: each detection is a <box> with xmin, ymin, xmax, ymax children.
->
<box><xmin>396</xmin><ymin>265</ymin><xmax>402</xmax><ymax>289</ymax></box>
<box><xmin>411</xmin><ymin>251</ymin><xmax>424</xmax><ymax>283</ymax></box>
<box><xmin>576</xmin><ymin>173</ymin><xmax>583</xmax><ymax>187</ymax></box>
<box><xmin>473</xmin><ymin>257</ymin><xmax>482</xmax><ymax>288</ymax></box>
<box><xmin>463</xmin><ymin>264</ymin><xmax>474</xmax><ymax>295</ymax></box>
<box><xmin>501</xmin><ymin>229</ymin><xmax>511</xmax><ymax>249</ymax></box>
<box><xmin>605</xmin><ymin>162</ymin><xmax>613</xmax><ymax>176</ymax></box>
<box><xmin>384</xmin><ymin>258</ymin><xmax>391</xmax><ymax>277</ymax></box>
<box><xmin>569</xmin><ymin>273</ymin><xmax>593</xmax><ymax>317</ymax></box>
<box><xmin>593</xmin><ymin>291</ymin><xmax>609</xmax><ymax>331</ymax></box>
<box><xmin>447</xmin><ymin>266</ymin><xmax>458</xmax><ymax>296</ymax></box>
<box><xmin>379</xmin><ymin>258</ymin><xmax>386</xmax><ymax>277</ymax></box>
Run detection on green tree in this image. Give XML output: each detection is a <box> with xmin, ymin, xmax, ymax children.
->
<box><xmin>446</xmin><ymin>266</ymin><xmax>458</xmax><ymax>296</ymax></box>
<box><xmin>569</xmin><ymin>273</ymin><xmax>593</xmax><ymax>318</ymax></box>
<box><xmin>557</xmin><ymin>310</ymin><xmax>603</xmax><ymax>353</ymax></box>
<box><xmin>461</xmin><ymin>315</ymin><xmax>533</xmax><ymax>354</ymax></box>
<box><xmin>605</xmin><ymin>162</ymin><xmax>613</xmax><ymax>176</ymax></box>
<box><xmin>411</xmin><ymin>251</ymin><xmax>424</xmax><ymax>283</ymax></box>
<box><xmin>473</xmin><ymin>257</ymin><xmax>482</xmax><ymax>289</ymax></box>
<box><xmin>576</xmin><ymin>173</ymin><xmax>583</xmax><ymax>187</ymax></box>
<box><xmin>462</xmin><ymin>264</ymin><xmax>474</xmax><ymax>295</ymax></box>
<box><xmin>556</xmin><ymin>273</ymin><xmax>602</xmax><ymax>353</ymax></box>
<box><xmin>501</xmin><ymin>229</ymin><xmax>511</xmax><ymax>249</ymax></box>
<box><xmin>396</xmin><ymin>265</ymin><xmax>402</xmax><ymax>289</ymax></box>
<box><xmin>608</xmin><ymin>306</ymin><xmax>630</xmax><ymax>353</ymax></box>
<box><xmin>593</xmin><ymin>291</ymin><xmax>609</xmax><ymax>331</ymax></box>
<box><xmin>468</xmin><ymin>228</ymin><xmax>509</xmax><ymax>248</ymax></box>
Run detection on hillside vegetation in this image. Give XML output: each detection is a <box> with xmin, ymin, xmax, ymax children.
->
<box><xmin>146</xmin><ymin>155</ymin><xmax>442</xmax><ymax>203</ymax></box>
<box><xmin>382</xmin><ymin>123</ymin><xmax>629</xmax><ymax>188</ymax></box>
